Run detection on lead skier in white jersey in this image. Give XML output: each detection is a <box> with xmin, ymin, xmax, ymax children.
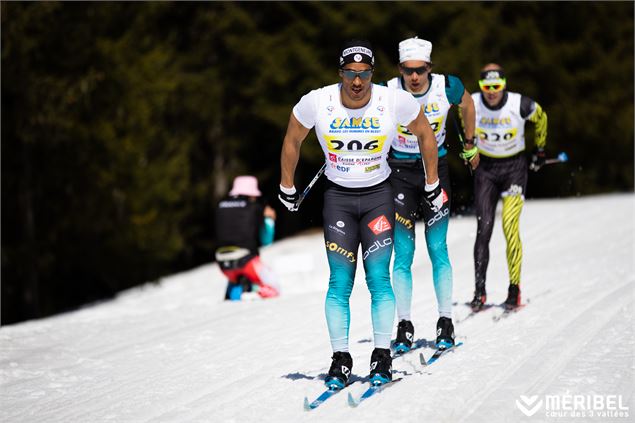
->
<box><xmin>278</xmin><ymin>39</ymin><xmax>441</xmax><ymax>388</ymax></box>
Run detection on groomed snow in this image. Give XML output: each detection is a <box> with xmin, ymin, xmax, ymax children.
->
<box><xmin>1</xmin><ymin>194</ymin><xmax>633</xmax><ymax>422</ymax></box>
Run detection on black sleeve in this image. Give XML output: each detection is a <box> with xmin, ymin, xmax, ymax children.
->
<box><xmin>520</xmin><ymin>95</ymin><xmax>536</xmax><ymax>119</ymax></box>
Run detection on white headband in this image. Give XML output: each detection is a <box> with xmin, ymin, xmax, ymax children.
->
<box><xmin>399</xmin><ymin>37</ymin><xmax>432</xmax><ymax>63</ymax></box>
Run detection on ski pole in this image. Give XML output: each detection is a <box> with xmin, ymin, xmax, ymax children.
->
<box><xmin>294</xmin><ymin>163</ymin><xmax>326</xmax><ymax>210</ymax></box>
<box><xmin>529</xmin><ymin>151</ymin><xmax>568</xmax><ymax>171</ymax></box>
<box><xmin>451</xmin><ymin>113</ymin><xmax>473</xmax><ymax>176</ymax></box>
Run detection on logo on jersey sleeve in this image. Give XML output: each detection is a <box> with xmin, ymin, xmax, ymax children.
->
<box><xmin>324</xmin><ymin>135</ymin><xmax>386</xmax><ymax>154</ymax></box>
<box><xmin>367</xmin><ymin>215</ymin><xmax>392</xmax><ymax>235</ymax></box>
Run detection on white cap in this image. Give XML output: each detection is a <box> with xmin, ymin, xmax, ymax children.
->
<box><xmin>399</xmin><ymin>37</ymin><xmax>432</xmax><ymax>63</ymax></box>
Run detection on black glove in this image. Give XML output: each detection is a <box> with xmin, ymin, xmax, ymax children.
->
<box><xmin>278</xmin><ymin>185</ymin><xmax>299</xmax><ymax>211</ymax></box>
<box><xmin>530</xmin><ymin>147</ymin><xmax>546</xmax><ymax>171</ymax></box>
<box><xmin>423</xmin><ymin>180</ymin><xmax>447</xmax><ymax>213</ymax></box>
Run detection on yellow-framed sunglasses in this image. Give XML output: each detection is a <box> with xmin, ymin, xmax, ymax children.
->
<box><xmin>479</xmin><ymin>78</ymin><xmax>506</xmax><ymax>93</ymax></box>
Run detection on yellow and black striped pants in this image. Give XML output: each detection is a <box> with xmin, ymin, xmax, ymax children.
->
<box><xmin>473</xmin><ymin>154</ymin><xmax>528</xmax><ymax>290</ymax></box>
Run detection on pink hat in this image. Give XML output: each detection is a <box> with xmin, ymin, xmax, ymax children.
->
<box><xmin>229</xmin><ymin>175</ymin><xmax>261</xmax><ymax>197</ymax></box>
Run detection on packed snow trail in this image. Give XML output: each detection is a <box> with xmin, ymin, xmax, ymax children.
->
<box><xmin>1</xmin><ymin>194</ymin><xmax>633</xmax><ymax>422</ymax></box>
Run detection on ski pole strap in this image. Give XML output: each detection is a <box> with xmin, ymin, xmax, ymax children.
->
<box><xmin>460</xmin><ymin>145</ymin><xmax>478</xmax><ymax>161</ymax></box>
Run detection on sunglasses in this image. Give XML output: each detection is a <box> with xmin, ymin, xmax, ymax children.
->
<box><xmin>479</xmin><ymin>79</ymin><xmax>506</xmax><ymax>93</ymax></box>
<box><xmin>401</xmin><ymin>65</ymin><xmax>429</xmax><ymax>76</ymax></box>
<box><xmin>340</xmin><ymin>68</ymin><xmax>373</xmax><ymax>80</ymax></box>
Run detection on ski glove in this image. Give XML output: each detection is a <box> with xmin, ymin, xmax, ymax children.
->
<box><xmin>424</xmin><ymin>179</ymin><xmax>448</xmax><ymax>213</ymax></box>
<box><xmin>459</xmin><ymin>144</ymin><xmax>479</xmax><ymax>162</ymax></box>
<box><xmin>278</xmin><ymin>185</ymin><xmax>299</xmax><ymax>212</ymax></box>
<box><xmin>530</xmin><ymin>147</ymin><xmax>546</xmax><ymax>171</ymax></box>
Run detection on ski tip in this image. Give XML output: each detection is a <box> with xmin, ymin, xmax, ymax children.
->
<box><xmin>303</xmin><ymin>397</ymin><xmax>311</xmax><ymax>411</ymax></box>
<box><xmin>419</xmin><ymin>352</ymin><xmax>428</xmax><ymax>366</ymax></box>
<box><xmin>347</xmin><ymin>392</ymin><xmax>359</xmax><ymax>408</ymax></box>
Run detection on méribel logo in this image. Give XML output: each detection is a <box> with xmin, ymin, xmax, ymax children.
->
<box><xmin>516</xmin><ymin>395</ymin><xmax>543</xmax><ymax>417</ymax></box>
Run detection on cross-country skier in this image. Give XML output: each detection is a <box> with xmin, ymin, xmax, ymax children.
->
<box><xmin>384</xmin><ymin>37</ymin><xmax>476</xmax><ymax>352</ymax></box>
<box><xmin>278</xmin><ymin>39</ymin><xmax>441</xmax><ymax>388</ymax></box>
<box><xmin>469</xmin><ymin>63</ymin><xmax>548</xmax><ymax>310</ymax></box>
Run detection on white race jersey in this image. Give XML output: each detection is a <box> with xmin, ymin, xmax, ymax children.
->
<box><xmin>293</xmin><ymin>83</ymin><xmax>420</xmax><ymax>188</ymax></box>
<box><xmin>472</xmin><ymin>91</ymin><xmax>529</xmax><ymax>158</ymax></box>
<box><xmin>387</xmin><ymin>73</ymin><xmax>452</xmax><ymax>152</ymax></box>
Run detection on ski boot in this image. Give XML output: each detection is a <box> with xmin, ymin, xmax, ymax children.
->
<box><xmin>393</xmin><ymin>320</ymin><xmax>414</xmax><ymax>354</ymax></box>
<box><xmin>503</xmin><ymin>284</ymin><xmax>521</xmax><ymax>310</ymax></box>
<box><xmin>325</xmin><ymin>351</ymin><xmax>352</xmax><ymax>390</ymax></box>
<box><xmin>369</xmin><ymin>348</ymin><xmax>392</xmax><ymax>385</ymax></box>
<box><xmin>436</xmin><ymin>317</ymin><xmax>455</xmax><ymax>349</ymax></box>
<box><xmin>469</xmin><ymin>284</ymin><xmax>487</xmax><ymax>311</ymax></box>
<box><xmin>224</xmin><ymin>282</ymin><xmax>242</xmax><ymax>301</ymax></box>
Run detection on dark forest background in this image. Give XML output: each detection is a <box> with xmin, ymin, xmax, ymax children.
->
<box><xmin>2</xmin><ymin>2</ymin><xmax>633</xmax><ymax>324</ymax></box>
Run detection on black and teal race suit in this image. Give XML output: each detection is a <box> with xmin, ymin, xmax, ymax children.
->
<box><xmin>291</xmin><ymin>83</ymin><xmax>422</xmax><ymax>352</ymax></box>
<box><xmin>385</xmin><ymin>73</ymin><xmax>465</xmax><ymax>320</ymax></box>
<box><xmin>322</xmin><ymin>180</ymin><xmax>396</xmax><ymax>351</ymax></box>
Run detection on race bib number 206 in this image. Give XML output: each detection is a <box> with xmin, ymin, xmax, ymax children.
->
<box><xmin>324</xmin><ymin>135</ymin><xmax>387</xmax><ymax>154</ymax></box>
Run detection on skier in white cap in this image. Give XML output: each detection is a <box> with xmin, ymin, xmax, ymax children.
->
<box><xmin>383</xmin><ymin>36</ymin><xmax>476</xmax><ymax>353</ymax></box>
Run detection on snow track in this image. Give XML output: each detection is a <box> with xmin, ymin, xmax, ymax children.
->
<box><xmin>1</xmin><ymin>194</ymin><xmax>633</xmax><ymax>422</ymax></box>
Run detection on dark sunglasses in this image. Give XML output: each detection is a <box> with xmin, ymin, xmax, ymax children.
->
<box><xmin>340</xmin><ymin>68</ymin><xmax>373</xmax><ymax>80</ymax></box>
<box><xmin>401</xmin><ymin>65</ymin><xmax>428</xmax><ymax>76</ymax></box>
